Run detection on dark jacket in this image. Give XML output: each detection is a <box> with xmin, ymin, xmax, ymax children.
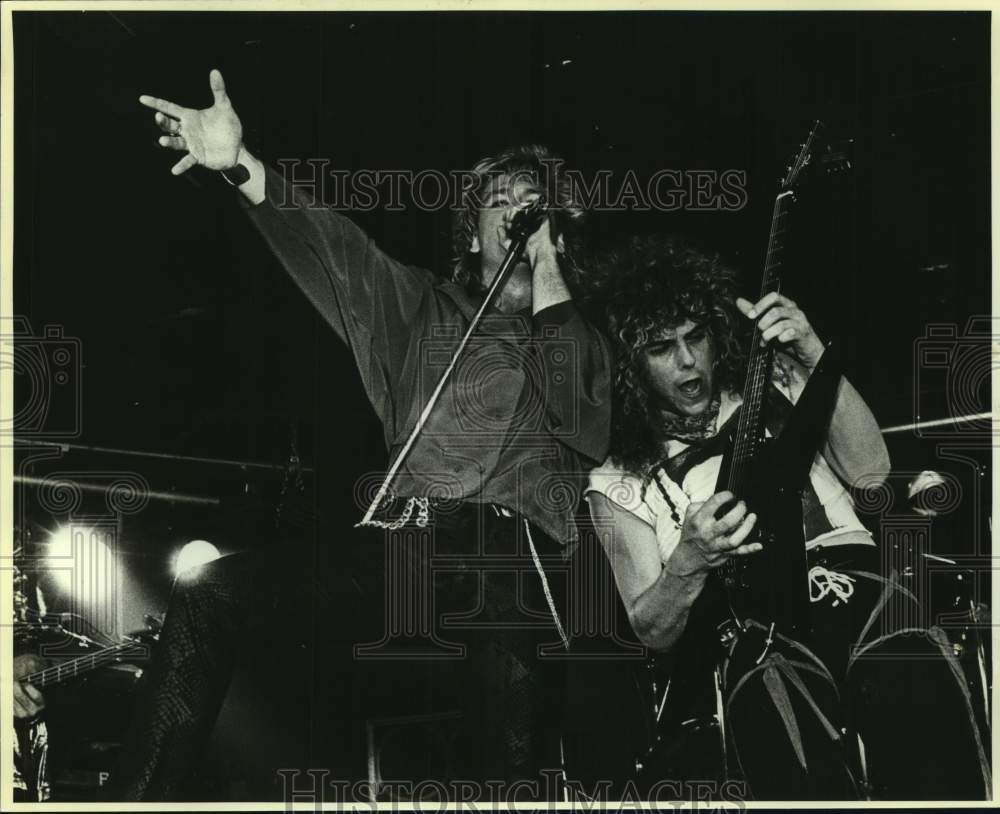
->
<box><xmin>244</xmin><ymin>165</ymin><xmax>611</xmax><ymax>545</ymax></box>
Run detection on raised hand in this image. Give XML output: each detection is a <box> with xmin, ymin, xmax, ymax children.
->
<box><xmin>663</xmin><ymin>490</ymin><xmax>760</xmax><ymax>579</ymax></box>
<box><xmin>139</xmin><ymin>69</ymin><xmax>243</xmax><ymax>176</ymax></box>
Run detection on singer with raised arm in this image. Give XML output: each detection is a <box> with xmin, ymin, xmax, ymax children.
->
<box><xmin>108</xmin><ymin>70</ymin><xmax>610</xmax><ymax>800</ymax></box>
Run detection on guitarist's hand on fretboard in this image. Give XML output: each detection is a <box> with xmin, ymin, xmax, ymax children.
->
<box><xmin>737</xmin><ymin>293</ymin><xmax>825</xmax><ymax>371</ymax></box>
<box><xmin>662</xmin><ymin>490</ymin><xmax>761</xmax><ymax>579</ymax></box>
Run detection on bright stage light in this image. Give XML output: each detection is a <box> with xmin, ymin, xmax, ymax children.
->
<box><xmin>45</xmin><ymin>524</ymin><xmax>114</xmax><ymax>599</ymax></box>
<box><xmin>173</xmin><ymin>540</ymin><xmax>221</xmax><ymax>578</ymax></box>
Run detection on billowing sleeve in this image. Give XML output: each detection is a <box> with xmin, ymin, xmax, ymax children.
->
<box><xmin>532</xmin><ymin>300</ymin><xmax>612</xmax><ymax>464</ymax></box>
<box><xmin>242</xmin><ymin>165</ymin><xmax>436</xmax><ymax>429</ymax></box>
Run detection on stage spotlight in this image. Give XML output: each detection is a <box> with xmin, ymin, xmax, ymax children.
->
<box><xmin>45</xmin><ymin>523</ymin><xmax>115</xmax><ymax>601</ymax></box>
<box><xmin>173</xmin><ymin>540</ymin><xmax>221</xmax><ymax>578</ymax></box>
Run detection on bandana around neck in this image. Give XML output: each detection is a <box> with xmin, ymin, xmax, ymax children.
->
<box><xmin>658</xmin><ymin>393</ymin><xmax>722</xmax><ymax>443</ymax></box>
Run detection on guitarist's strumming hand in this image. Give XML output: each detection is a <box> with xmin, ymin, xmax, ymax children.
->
<box><xmin>737</xmin><ymin>293</ymin><xmax>826</xmax><ymax>370</ymax></box>
<box><xmin>662</xmin><ymin>490</ymin><xmax>760</xmax><ymax>580</ymax></box>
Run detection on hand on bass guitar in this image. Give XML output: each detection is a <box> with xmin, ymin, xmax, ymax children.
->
<box><xmin>13</xmin><ymin>654</ymin><xmax>46</xmax><ymax>720</ymax></box>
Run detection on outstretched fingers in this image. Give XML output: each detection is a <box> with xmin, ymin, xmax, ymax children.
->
<box><xmin>171</xmin><ymin>154</ymin><xmax>198</xmax><ymax>176</ymax></box>
<box><xmin>154</xmin><ymin>112</ymin><xmax>180</xmax><ymax>134</ymax></box>
<box><xmin>158</xmin><ymin>135</ymin><xmax>187</xmax><ymax>151</ymax></box>
<box><xmin>209</xmin><ymin>68</ymin><xmax>229</xmax><ymax>106</ymax></box>
<box><xmin>139</xmin><ymin>94</ymin><xmax>187</xmax><ymax>119</ymax></box>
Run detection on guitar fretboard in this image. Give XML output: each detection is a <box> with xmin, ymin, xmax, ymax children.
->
<box><xmin>726</xmin><ymin>190</ymin><xmax>794</xmax><ymax>496</ymax></box>
<box><xmin>23</xmin><ymin>641</ymin><xmax>147</xmax><ymax>689</ymax></box>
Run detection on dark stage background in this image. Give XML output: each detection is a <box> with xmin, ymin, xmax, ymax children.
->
<box><xmin>9</xmin><ymin>9</ymin><xmax>993</xmax><ymax>799</ymax></box>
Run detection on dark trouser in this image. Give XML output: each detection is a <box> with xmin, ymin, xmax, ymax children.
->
<box><xmin>436</xmin><ymin>504</ymin><xmax>567</xmax><ymax>789</ymax></box>
<box><xmin>105</xmin><ymin>503</ymin><xmax>567</xmax><ymax>802</ymax></box>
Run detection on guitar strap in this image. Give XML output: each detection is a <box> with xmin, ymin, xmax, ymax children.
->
<box><xmin>652</xmin><ymin>384</ymin><xmax>793</xmax><ymax>489</ymax></box>
<box><xmin>654</xmin><ymin>406</ymin><xmax>740</xmax><ymax>488</ymax></box>
<box><xmin>651</xmin><ymin>386</ymin><xmax>825</xmax><ymax>504</ymax></box>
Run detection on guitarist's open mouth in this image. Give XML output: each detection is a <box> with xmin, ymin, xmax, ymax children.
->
<box><xmin>678</xmin><ymin>377</ymin><xmax>704</xmax><ymax>399</ymax></box>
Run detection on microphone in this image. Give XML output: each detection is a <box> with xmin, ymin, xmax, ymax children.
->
<box><xmin>507</xmin><ymin>196</ymin><xmax>550</xmax><ymax>241</ymax></box>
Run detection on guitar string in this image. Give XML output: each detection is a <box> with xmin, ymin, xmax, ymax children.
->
<box><xmin>31</xmin><ymin>646</ymin><xmax>137</xmax><ymax>686</ymax></box>
<box><xmin>722</xmin><ymin>194</ymin><xmax>785</xmax><ymax>582</ymax></box>
<box><xmin>729</xmin><ymin>196</ymin><xmax>785</xmax><ymax>487</ymax></box>
<box><xmin>727</xmin><ymin>251</ymin><xmax>774</xmax><ymax>488</ymax></box>
<box><xmin>729</xmin><ymin>205</ymin><xmax>780</xmax><ymax>479</ymax></box>
<box><xmin>26</xmin><ymin>642</ymin><xmax>144</xmax><ymax>687</ymax></box>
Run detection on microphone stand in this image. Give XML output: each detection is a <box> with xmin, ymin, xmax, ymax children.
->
<box><xmin>359</xmin><ymin>200</ymin><xmax>549</xmax><ymax>527</ymax></box>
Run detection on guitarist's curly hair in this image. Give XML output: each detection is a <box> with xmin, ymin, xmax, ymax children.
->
<box><xmin>586</xmin><ymin>233</ymin><xmax>747</xmax><ymax>477</ymax></box>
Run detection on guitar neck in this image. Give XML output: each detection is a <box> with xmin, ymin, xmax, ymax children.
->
<box><xmin>23</xmin><ymin>641</ymin><xmax>144</xmax><ymax>689</ymax></box>
<box><xmin>725</xmin><ymin>190</ymin><xmax>794</xmax><ymax>494</ymax></box>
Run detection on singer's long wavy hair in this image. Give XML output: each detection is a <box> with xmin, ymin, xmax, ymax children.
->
<box><xmin>590</xmin><ymin>233</ymin><xmax>747</xmax><ymax>476</ymax></box>
<box><xmin>451</xmin><ymin>144</ymin><xmax>588</xmax><ymax>296</ymax></box>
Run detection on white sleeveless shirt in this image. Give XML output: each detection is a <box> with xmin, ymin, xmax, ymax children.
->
<box><xmin>586</xmin><ymin>391</ymin><xmax>873</xmax><ymax>564</ymax></box>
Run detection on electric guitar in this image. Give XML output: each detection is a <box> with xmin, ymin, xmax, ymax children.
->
<box><xmin>708</xmin><ymin>119</ymin><xmax>843</xmax><ymax>645</ymax></box>
<box><xmin>633</xmin><ymin>121</ymin><xmax>846</xmax><ymax>789</ymax></box>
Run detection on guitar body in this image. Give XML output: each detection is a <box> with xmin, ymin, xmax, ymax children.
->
<box><xmin>708</xmin><ymin>437</ymin><xmax>811</xmax><ymax>640</ymax></box>
<box><xmin>708</xmin><ymin>341</ymin><xmax>843</xmax><ymax>642</ymax></box>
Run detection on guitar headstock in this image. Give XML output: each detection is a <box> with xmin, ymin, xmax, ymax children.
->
<box><xmin>780</xmin><ymin>120</ymin><xmax>825</xmax><ymax>191</ymax></box>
